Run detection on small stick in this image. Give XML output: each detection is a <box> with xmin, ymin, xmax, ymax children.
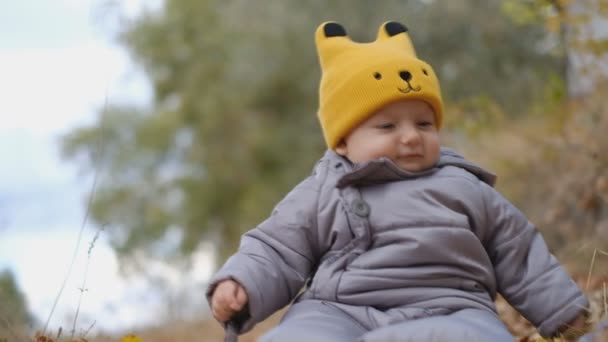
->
<box><xmin>82</xmin><ymin>320</ymin><xmax>96</xmax><ymax>339</ymax></box>
<box><xmin>594</xmin><ymin>249</ymin><xmax>608</xmax><ymax>317</ymax></box>
<box><xmin>586</xmin><ymin>248</ymin><xmax>598</xmax><ymax>290</ymax></box>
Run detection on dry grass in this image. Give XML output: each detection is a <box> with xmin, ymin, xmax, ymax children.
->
<box><xmin>129</xmin><ymin>278</ymin><xmax>608</xmax><ymax>342</ymax></box>
<box><xmin>0</xmin><ymin>272</ymin><xmax>603</xmax><ymax>342</ymax></box>
<box><xmin>23</xmin><ymin>276</ymin><xmax>605</xmax><ymax>342</ymax></box>
<box><xmin>496</xmin><ymin>275</ymin><xmax>608</xmax><ymax>341</ymax></box>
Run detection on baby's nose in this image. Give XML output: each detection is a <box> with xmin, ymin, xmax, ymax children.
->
<box><xmin>399</xmin><ymin>71</ymin><xmax>412</xmax><ymax>82</ymax></box>
<box><xmin>400</xmin><ymin>126</ymin><xmax>421</xmax><ymax>144</ymax></box>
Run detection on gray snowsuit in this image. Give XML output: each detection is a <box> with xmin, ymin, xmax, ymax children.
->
<box><xmin>207</xmin><ymin>148</ymin><xmax>588</xmax><ymax>341</ymax></box>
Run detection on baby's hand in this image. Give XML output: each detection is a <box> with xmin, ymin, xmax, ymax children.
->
<box><xmin>211</xmin><ymin>279</ymin><xmax>249</xmax><ymax>323</ymax></box>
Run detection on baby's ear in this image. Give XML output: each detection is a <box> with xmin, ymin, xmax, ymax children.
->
<box><xmin>334</xmin><ymin>140</ymin><xmax>348</xmax><ymax>156</ymax></box>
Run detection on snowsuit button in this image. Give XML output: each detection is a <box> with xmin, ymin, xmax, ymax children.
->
<box><xmin>352</xmin><ymin>199</ymin><xmax>370</xmax><ymax>217</ymax></box>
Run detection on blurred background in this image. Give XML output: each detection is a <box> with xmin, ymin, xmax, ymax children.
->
<box><xmin>1</xmin><ymin>0</ymin><xmax>607</xmax><ymax>341</ymax></box>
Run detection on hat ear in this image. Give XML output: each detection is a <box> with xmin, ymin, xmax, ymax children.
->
<box><xmin>384</xmin><ymin>21</ymin><xmax>408</xmax><ymax>36</ymax></box>
<box><xmin>322</xmin><ymin>22</ymin><xmax>347</xmax><ymax>38</ymax></box>
<box><xmin>376</xmin><ymin>21</ymin><xmax>416</xmax><ymax>57</ymax></box>
<box><xmin>315</xmin><ymin>22</ymin><xmax>355</xmax><ymax>70</ymax></box>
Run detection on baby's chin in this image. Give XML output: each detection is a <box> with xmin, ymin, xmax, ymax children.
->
<box><xmin>394</xmin><ymin>157</ymin><xmax>437</xmax><ymax>173</ymax></box>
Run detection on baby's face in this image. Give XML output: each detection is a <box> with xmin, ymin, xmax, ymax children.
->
<box><xmin>336</xmin><ymin>99</ymin><xmax>440</xmax><ymax>172</ymax></box>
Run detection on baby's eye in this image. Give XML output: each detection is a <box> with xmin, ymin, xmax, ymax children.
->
<box><xmin>376</xmin><ymin>123</ymin><xmax>395</xmax><ymax>129</ymax></box>
<box><xmin>417</xmin><ymin>121</ymin><xmax>434</xmax><ymax>128</ymax></box>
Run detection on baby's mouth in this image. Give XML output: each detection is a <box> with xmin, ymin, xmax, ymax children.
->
<box><xmin>399</xmin><ymin>153</ymin><xmax>423</xmax><ymax>159</ymax></box>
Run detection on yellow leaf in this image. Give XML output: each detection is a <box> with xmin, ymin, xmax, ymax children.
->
<box><xmin>121</xmin><ymin>334</ymin><xmax>142</xmax><ymax>342</ymax></box>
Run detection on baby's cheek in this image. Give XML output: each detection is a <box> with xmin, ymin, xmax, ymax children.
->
<box><xmin>370</xmin><ymin>146</ymin><xmax>396</xmax><ymax>161</ymax></box>
<box><xmin>359</xmin><ymin>150</ymin><xmax>386</xmax><ymax>163</ymax></box>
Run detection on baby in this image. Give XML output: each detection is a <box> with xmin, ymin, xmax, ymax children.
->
<box><xmin>207</xmin><ymin>21</ymin><xmax>591</xmax><ymax>341</ymax></box>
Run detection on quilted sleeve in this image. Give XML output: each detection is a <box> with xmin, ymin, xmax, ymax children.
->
<box><xmin>480</xmin><ymin>183</ymin><xmax>588</xmax><ymax>338</ymax></box>
<box><xmin>206</xmin><ymin>173</ymin><xmax>324</xmax><ymax>333</ymax></box>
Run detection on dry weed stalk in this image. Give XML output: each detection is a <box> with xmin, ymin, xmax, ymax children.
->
<box><xmin>602</xmin><ymin>282</ymin><xmax>608</xmax><ymax>315</ymax></box>
<box><xmin>586</xmin><ymin>248</ymin><xmax>608</xmax><ymax>292</ymax></box>
<box><xmin>71</xmin><ymin>227</ymin><xmax>104</xmax><ymax>339</ymax></box>
<box><xmin>43</xmin><ymin>92</ymin><xmax>108</xmax><ymax>339</ymax></box>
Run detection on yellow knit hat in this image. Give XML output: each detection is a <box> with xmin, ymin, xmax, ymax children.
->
<box><xmin>316</xmin><ymin>21</ymin><xmax>444</xmax><ymax>149</ymax></box>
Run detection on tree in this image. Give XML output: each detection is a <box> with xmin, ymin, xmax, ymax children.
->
<box><xmin>0</xmin><ymin>269</ymin><xmax>33</xmax><ymax>331</ymax></box>
<box><xmin>471</xmin><ymin>0</ymin><xmax>608</xmax><ymax>272</ymax></box>
<box><xmin>62</xmin><ymin>0</ymin><xmax>565</xmax><ymax>267</ymax></box>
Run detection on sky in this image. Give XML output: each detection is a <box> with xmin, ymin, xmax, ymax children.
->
<box><xmin>0</xmin><ymin>0</ymin><xmax>213</xmax><ymax>335</ymax></box>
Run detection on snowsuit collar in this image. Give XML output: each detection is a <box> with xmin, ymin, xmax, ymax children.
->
<box><xmin>327</xmin><ymin>147</ymin><xmax>497</xmax><ymax>189</ymax></box>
